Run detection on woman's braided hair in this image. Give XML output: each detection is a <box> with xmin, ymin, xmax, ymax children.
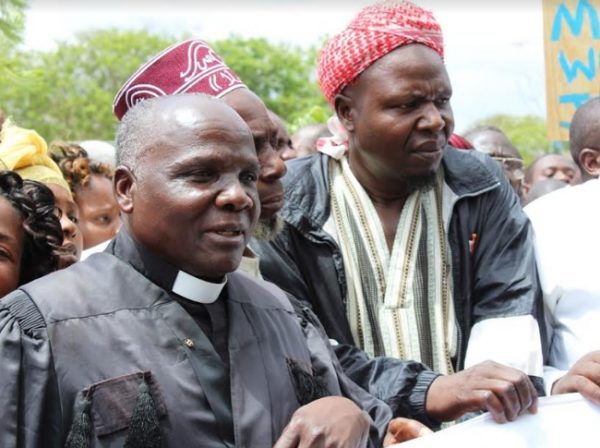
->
<box><xmin>49</xmin><ymin>141</ymin><xmax>113</xmax><ymax>195</ymax></box>
<box><xmin>0</xmin><ymin>171</ymin><xmax>63</xmax><ymax>284</ymax></box>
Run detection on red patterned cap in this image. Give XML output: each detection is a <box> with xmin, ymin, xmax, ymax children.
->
<box><xmin>317</xmin><ymin>1</ymin><xmax>444</xmax><ymax>106</ymax></box>
<box><xmin>113</xmin><ymin>39</ymin><xmax>246</xmax><ymax>120</ymax></box>
<box><xmin>448</xmin><ymin>134</ymin><xmax>474</xmax><ymax>150</ymax></box>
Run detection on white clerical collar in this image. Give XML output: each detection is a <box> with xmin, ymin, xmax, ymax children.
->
<box><xmin>171</xmin><ymin>270</ymin><xmax>227</xmax><ymax>303</ymax></box>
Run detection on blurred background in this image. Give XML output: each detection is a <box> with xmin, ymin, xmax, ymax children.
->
<box><xmin>1</xmin><ymin>0</ymin><xmax>550</xmax><ymax>163</ymax></box>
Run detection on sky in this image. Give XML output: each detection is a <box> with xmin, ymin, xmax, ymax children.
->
<box><xmin>22</xmin><ymin>0</ymin><xmax>547</xmax><ymax>133</ymax></box>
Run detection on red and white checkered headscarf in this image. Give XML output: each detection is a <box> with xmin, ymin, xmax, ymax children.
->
<box><xmin>113</xmin><ymin>39</ymin><xmax>246</xmax><ymax>120</ymax></box>
<box><xmin>317</xmin><ymin>1</ymin><xmax>444</xmax><ymax>106</ymax></box>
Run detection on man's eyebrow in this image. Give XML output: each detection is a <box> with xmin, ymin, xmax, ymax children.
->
<box><xmin>169</xmin><ymin>155</ymin><xmax>260</xmax><ymax>171</ymax></box>
<box><xmin>169</xmin><ymin>155</ymin><xmax>213</xmax><ymax>169</ymax></box>
<box><xmin>0</xmin><ymin>232</ymin><xmax>17</xmax><ymax>244</ymax></box>
<box><xmin>244</xmin><ymin>161</ymin><xmax>261</xmax><ymax>172</ymax></box>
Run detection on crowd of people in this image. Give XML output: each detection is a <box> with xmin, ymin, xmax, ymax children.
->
<box><xmin>0</xmin><ymin>0</ymin><xmax>598</xmax><ymax>446</ymax></box>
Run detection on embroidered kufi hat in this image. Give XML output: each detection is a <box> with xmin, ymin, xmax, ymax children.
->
<box><xmin>113</xmin><ymin>39</ymin><xmax>246</xmax><ymax>120</ymax></box>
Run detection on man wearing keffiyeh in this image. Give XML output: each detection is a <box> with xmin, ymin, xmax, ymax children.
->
<box><xmin>254</xmin><ymin>0</ymin><xmax>547</xmax><ymax>425</ymax></box>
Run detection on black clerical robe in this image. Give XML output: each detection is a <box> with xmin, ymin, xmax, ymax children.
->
<box><xmin>0</xmin><ymin>230</ymin><xmax>391</xmax><ymax>447</ymax></box>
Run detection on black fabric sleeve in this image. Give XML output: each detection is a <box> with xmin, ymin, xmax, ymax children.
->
<box><xmin>291</xmin><ymin>298</ymin><xmax>392</xmax><ymax>446</ymax></box>
<box><xmin>287</xmin><ymin>294</ymin><xmax>440</xmax><ymax>430</ymax></box>
<box><xmin>0</xmin><ymin>289</ymin><xmax>63</xmax><ymax>447</ymax></box>
<box><xmin>466</xmin><ymin>154</ymin><xmax>547</xmax><ymax>388</ymax></box>
<box><xmin>333</xmin><ymin>343</ymin><xmax>442</xmax><ymax>429</ymax></box>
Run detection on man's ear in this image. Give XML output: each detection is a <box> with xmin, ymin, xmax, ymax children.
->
<box><xmin>334</xmin><ymin>92</ymin><xmax>355</xmax><ymax>132</ymax></box>
<box><xmin>579</xmin><ymin>148</ymin><xmax>600</xmax><ymax>178</ymax></box>
<box><xmin>114</xmin><ymin>166</ymin><xmax>136</xmax><ymax>214</ymax></box>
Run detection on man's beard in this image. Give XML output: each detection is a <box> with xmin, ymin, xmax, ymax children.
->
<box><xmin>252</xmin><ymin>214</ymin><xmax>285</xmax><ymax>241</ymax></box>
<box><xmin>403</xmin><ymin>172</ymin><xmax>437</xmax><ymax>196</ymax></box>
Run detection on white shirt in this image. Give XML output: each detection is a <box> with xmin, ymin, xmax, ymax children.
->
<box><xmin>237</xmin><ymin>248</ymin><xmax>262</xmax><ymax>280</ymax></box>
<box><xmin>525</xmin><ymin>179</ymin><xmax>600</xmax><ymax>393</ymax></box>
<box><xmin>80</xmin><ymin>239</ymin><xmax>111</xmax><ymax>260</ymax></box>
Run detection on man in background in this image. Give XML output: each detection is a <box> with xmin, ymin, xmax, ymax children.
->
<box><xmin>464</xmin><ymin>126</ymin><xmax>525</xmax><ymax>199</ymax></box>
<box><xmin>525</xmin><ymin>97</ymin><xmax>600</xmax><ymax>402</ymax></box>
<box><xmin>292</xmin><ymin>123</ymin><xmax>332</xmax><ymax>158</ymax></box>
<box><xmin>268</xmin><ymin>109</ymin><xmax>297</xmax><ymax>161</ymax></box>
<box><xmin>523</xmin><ymin>153</ymin><xmax>581</xmax><ymax>195</ymax></box>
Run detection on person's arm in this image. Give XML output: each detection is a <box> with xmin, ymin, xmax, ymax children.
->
<box><xmin>274</xmin><ymin>397</ymin><xmax>432</xmax><ymax>448</ymax></box>
<box><xmin>463</xmin><ymin>155</ymin><xmax>545</xmax><ymax>393</ymax></box>
<box><xmin>275</xmin><ymin>295</ymin><xmax>431</xmax><ymax>446</ymax></box>
<box><xmin>292</xmin><ymin>300</ymin><xmax>394</xmax><ymax>447</ymax></box>
<box><xmin>273</xmin><ymin>396</ymin><xmax>372</xmax><ymax>448</ymax></box>
<box><xmin>336</xmin><ymin>343</ymin><xmax>538</xmax><ymax>425</ymax></box>
<box><xmin>551</xmin><ymin>351</ymin><xmax>600</xmax><ymax>404</ymax></box>
<box><xmin>268</xmin><ymin>234</ymin><xmax>536</xmax><ymax>428</ymax></box>
<box><xmin>0</xmin><ymin>290</ymin><xmax>62</xmax><ymax>447</ymax></box>
<box><xmin>426</xmin><ymin>361</ymin><xmax>538</xmax><ymax>423</ymax></box>
<box><xmin>333</xmin><ymin>343</ymin><xmax>442</xmax><ymax>428</ymax></box>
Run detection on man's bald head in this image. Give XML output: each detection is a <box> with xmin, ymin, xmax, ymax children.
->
<box><xmin>464</xmin><ymin>126</ymin><xmax>524</xmax><ymax>197</ymax></box>
<box><xmin>116</xmin><ymin>94</ymin><xmax>251</xmax><ymax>170</ymax></box>
<box><xmin>292</xmin><ymin>124</ymin><xmax>332</xmax><ymax>158</ymax></box>
<box><xmin>524</xmin><ymin>153</ymin><xmax>580</xmax><ymax>186</ymax></box>
<box><xmin>570</xmin><ymin>97</ymin><xmax>600</xmax><ymax>178</ymax></box>
<box><xmin>464</xmin><ymin>126</ymin><xmax>522</xmax><ymax>159</ymax></box>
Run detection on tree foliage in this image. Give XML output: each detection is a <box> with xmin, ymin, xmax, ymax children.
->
<box><xmin>467</xmin><ymin>114</ymin><xmax>555</xmax><ymax>165</ymax></box>
<box><xmin>0</xmin><ymin>0</ymin><xmax>25</xmax><ymax>46</ymax></box>
<box><xmin>1</xmin><ymin>29</ymin><xmax>176</xmax><ymax>141</ymax></box>
<box><xmin>210</xmin><ymin>36</ymin><xmax>329</xmax><ymax>130</ymax></box>
<box><xmin>0</xmin><ymin>30</ymin><xmax>330</xmax><ymax>142</ymax></box>
<box><xmin>0</xmin><ymin>0</ymin><xmax>26</xmax><ymax>84</ymax></box>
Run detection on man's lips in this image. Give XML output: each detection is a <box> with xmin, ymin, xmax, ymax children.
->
<box><xmin>413</xmin><ymin>139</ymin><xmax>446</xmax><ymax>153</ymax></box>
<box><xmin>204</xmin><ymin>223</ymin><xmax>248</xmax><ymax>245</ymax></box>
<box><xmin>261</xmin><ymin>194</ymin><xmax>284</xmax><ymax>211</ymax></box>
<box><xmin>214</xmin><ymin>230</ymin><xmax>242</xmax><ymax>236</ymax></box>
<box><xmin>206</xmin><ymin>224</ymin><xmax>245</xmax><ymax>234</ymax></box>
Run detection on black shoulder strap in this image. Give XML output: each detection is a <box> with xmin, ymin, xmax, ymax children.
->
<box><xmin>2</xmin><ymin>289</ymin><xmax>46</xmax><ymax>334</ymax></box>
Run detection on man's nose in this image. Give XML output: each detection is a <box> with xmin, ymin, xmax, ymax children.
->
<box><xmin>418</xmin><ymin>103</ymin><xmax>445</xmax><ymax>132</ymax></box>
<box><xmin>260</xmin><ymin>147</ymin><xmax>287</xmax><ymax>182</ymax></box>
<box><xmin>216</xmin><ymin>181</ymin><xmax>255</xmax><ymax>211</ymax></box>
<box><xmin>280</xmin><ymin>146</ymin><xmax>297</xmax><ymax>162</ymax></box>
<box><xmin>553</xmin><ymin>170</ymin><xmax>571</xmax><ymax>183</ymax></box>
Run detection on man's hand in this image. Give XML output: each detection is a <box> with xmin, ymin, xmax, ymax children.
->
<box><xmin>425</xmin><ymin>360</ymin><xmax>538</xmax><ymax>423</ymax></box>
<box><xmin>552</xmin><ymin>351</ymin><xmax>600</xmax><ymax>405</ymax></box>
<box><xmin>273</xmin><ymin>396</ymin><xmax>370</xmax><ymax>448</ymax></box>
<box><xmin>382</xmin><ymin>418</ymin><xmax>432</xmax><ymax>446</ymax></box>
